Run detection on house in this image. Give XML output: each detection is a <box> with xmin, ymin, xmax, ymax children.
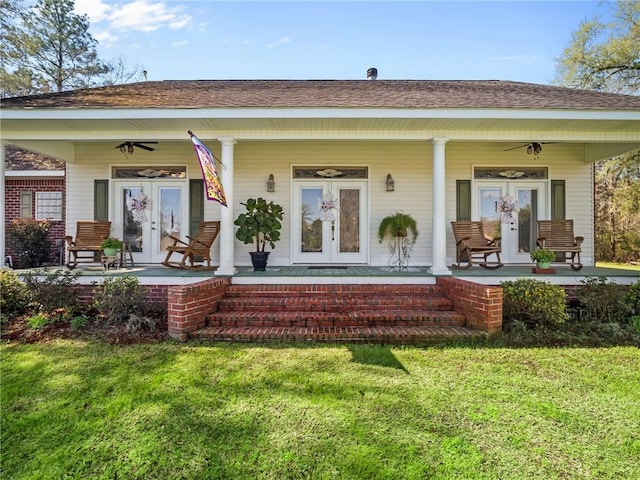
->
<box><xmin>1</xmin><ymin>74</ymin><xmax>639</xmax><ymax>275</ymax></box>
<box><xmin>3</xmin><ymin>145</ymin><xmax>66</xmax><ymax>267</ymax></box>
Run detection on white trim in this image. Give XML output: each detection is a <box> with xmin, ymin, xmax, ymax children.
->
<box><xmin>5</xmin><ymin>170</ymin><xmax>64</xmax><ymax>177</ymax></box>
<box><xmin>3</xmin><ymin>107</ymin><xmax>639</xmax><ymax>121</ymax></box>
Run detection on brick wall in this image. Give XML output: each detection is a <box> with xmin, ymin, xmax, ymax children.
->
<box><xmin>437</xmin><ymin>277</ymin><xmax>503</xmax><ymax>336</ymax></box>
<box><xmin>168</xmin><ymin>278</ymin><xmax>232</xmax><ymax>340</ymax></box>
<box><xmin>5</xmin><ymin>178</ymin><xmax>66</xmax><ymax>265</ymax></box>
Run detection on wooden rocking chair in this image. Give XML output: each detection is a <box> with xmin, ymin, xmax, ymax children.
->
<box><xmin>162</xmin><ymin>221</ymin><xmax>220</xmax><ymax>270</ymax></box>
<box><xmin>451</xmin><ymin>221</ymin><xmax>503</xmax><ymax>269</ymax></box>
<box><xmin>64</xmin><ymin>221</ymin><xmax>111</xmax><ymax>268</ymax></box>
<box><xmin>536</xmin><ymin>220</ymin><xmax>583</xmax><ymax>271</ymax></box>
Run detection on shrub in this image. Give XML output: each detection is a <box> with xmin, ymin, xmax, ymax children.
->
<box><xmin>574</xmin><ymin>277</ymin><xmax>631</xmax><ymax>324</ymax></box>
<box><xmin>8</xmin><ymin>218</ymin><xmax>51</xmax><ymax>268</ymax></box>
<box><xmin>0</xmin><ymin>269</ymin><xmax>32</xmax><ymax>318</ymax></box>
<box><xmin>20</xmin><ymin>269</ymin><xmax>83</xmax><ymax>315</ymax></box>
<box><xmin>501</xmin><ymin>279</ymin><xmax>569</xmax><ymax>330</ymax></box>
<box><xmin>623</xmin><ymin>280</ymin><xmax>640</xmax><ymax>318</ymax></box>
<box><xmin>70</xmin><ymin>316</ymin><xmax>89</xmax><ymax>330</ymax></box>
<box><xmin>92</xmin><ymin>276</ymin><xmax>149</xmax><ymax>323</ymax></box>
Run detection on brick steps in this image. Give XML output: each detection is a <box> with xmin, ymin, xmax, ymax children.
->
<box><xmin>193</xmin><ymin>325</ymin><xmax>484</xmax><ymax>345</ymax></box>
<box><xmin>190</xmin><ymin>283</ymin><xmax>485</xmax><ymax>344</ymax></box>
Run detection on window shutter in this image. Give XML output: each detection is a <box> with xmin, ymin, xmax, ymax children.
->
<box><xmin>189</xmin><ymin>179</ymin><xmax>204</xmax><ymax>236</ymax></box>
<box><xmin>94</xmin><ymin>180</ymin><xmax>109</xmax><ymax>221</ymax></box>
<box><xmin>550</xmin><ymin>180</ymin><xmax>565</xmax><ymax>220</ymax></box>
<box><xmin>20</xmin><ymin>191</ymin><xmax>33</xmax><ymax>218</ymax></box>
<box><xmin>456</xmin><ymin>180</ymin><xmax>471</xmax><ymax>221</ymax></box>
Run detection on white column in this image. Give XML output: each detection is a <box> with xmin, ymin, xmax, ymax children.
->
<box><xmin>215</xmin><ymin>137</ymin><xmax>237</xmax><ymax>276</ymax></box>
<box><xmin>0</xmin><ymin>143</ymin><xmax>5</xmax><ymax>267</ymax></box>
<box><xmin>428</xmin><ymin>137</ymin><xmax>452</xmax><ymax>275</ymax></box>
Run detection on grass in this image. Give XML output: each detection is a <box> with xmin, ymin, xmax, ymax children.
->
<box><xmin>595</xmin><ymin>262</ymin><xmax>640</xmax><ymax>272</ymax></box>
<box><xmin>2</xmin><ymin>341</ymin><xmax>639</xmax><ymax>479</ymax></box>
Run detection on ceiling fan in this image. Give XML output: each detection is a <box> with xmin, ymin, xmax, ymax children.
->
<box><xmin>115</xmin><ymin>141</ymin><xmax>158</xmax><ymax>154</ymax></box>
<box><xmin>503</xmin><ymin>142</ymin><xmax>553</xmax><ymax>157</ymax></box>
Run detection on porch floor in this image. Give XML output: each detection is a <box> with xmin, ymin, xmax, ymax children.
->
<box><xmin>33</xmin><ymin>263</ymin><xmax>640</xmax><ymax>286</ymax></box>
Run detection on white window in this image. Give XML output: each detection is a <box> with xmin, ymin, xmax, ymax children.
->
<box><xmin>35</xmin><ymin>192</ymin><xmax>63</xmax><ymax>221</ymax></box>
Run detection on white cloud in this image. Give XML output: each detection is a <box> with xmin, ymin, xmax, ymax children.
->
<box><xmin>267</xmin><ymin>36</ymin><xmax>291</xmax><ymax>48</ymax></box>
<box><xmin>75</xmin><ymin>0</ymin><xmax>192</xmax><ymax>44</ymax></box>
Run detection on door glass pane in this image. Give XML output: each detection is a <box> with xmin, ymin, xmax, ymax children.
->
<box><xmin>516</xmin><ymin>188</ymin><xmax>537</xmax><ymax>254</ymax></box>
<box><xmin>479</xmin><ymin>188</ymin><xmax>502</xmax><ymax>240</ymax></box>
<box><xmin>123</xmin><ymin>188</ymin><xmax>144</xmax><ymax>252</ymax></box>
<box><xmin>339</xmin><ymin>188</ymin><xmax>360</xmax><ymax>253</ymax></box>
<box><xmin>159</xmin><ymin>187</ymin><xmax>182</xmax><ymax>253</ymax></box>
<box><xmin>301</xmin><ymin>188</ymin><xmax>323</xmax><ymax>253</ymax></box>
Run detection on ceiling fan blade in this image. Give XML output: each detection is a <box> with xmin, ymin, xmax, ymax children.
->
<box><xmin>503</xmin><ymin>144</ymin><xmax>527</xmax><ymax>152</ymax></box>
<box><xmin>134</xmin><ymin>143</ymin><xmax>155</xmax><ymax>151</ymax></box>
<box><xmin>115</xmin><ymin>142</ymin><xmax>127</xmax><ymax>149</ymax></box>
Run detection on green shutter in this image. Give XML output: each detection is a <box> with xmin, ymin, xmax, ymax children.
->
<box><xmin>20</xmin><ymin>191</ymin><xmax>33</xmax><ymax>218</ymax></box>
<box><xmin>550</xmin><ymin>180</ymin><xmax>565</xmax><ymax>220</ymax></box>
<box><xmin>456</xmin><ymin>180</ymin><xmax>471</xmax><ymax>221</ymax></box>
<box><xmin>94</xmin><ymin>180</ymin><xmax>109</xmax><ymax>221</ymax></box>
<box><xmin>189</xmin><ymin>179</ymin><xmax>204</xmax><ymax>236</ymax></box>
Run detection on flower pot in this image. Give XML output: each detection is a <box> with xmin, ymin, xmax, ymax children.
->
<box><xmin>103</xmin><ymin>247</ymin><xmax>118</xmax><ymax>257</ymax></box>
<box><xmin>249</xmin><ymin>251</ymin><xmax>270</xmax><ymax>271</ymax></box>
<box><xmin>536</xmin><ymin>261</ymin><xmax>551</xmax><ymax>269</ymax></box>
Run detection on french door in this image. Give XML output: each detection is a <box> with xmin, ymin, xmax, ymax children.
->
<box><xmin>113</xmin><ymin>180</ymin><xmax>188</xmax><ymax>264</ymax></box>
<box><xmin>473</xmin><ymin>182</ymin><xmax>547</xmax><ymax>263</ymax></box>
<box><xmin>292</xmin><ymin>180</ymin><xmax>368</xmax><ymax>264</ymax></box>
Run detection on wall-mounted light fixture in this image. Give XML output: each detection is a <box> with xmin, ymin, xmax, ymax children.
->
<box><xmin>266</xmin><ymin>173</ymin><xmax>275</xmax><ymax>192</ymax></box>
<box><xmin>386</xmin><ymin>173</ymin><xmax>395</xmax><ymax>192</ymax></box>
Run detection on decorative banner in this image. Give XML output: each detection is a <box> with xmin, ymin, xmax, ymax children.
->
<box><xmin>495</xmin><ymin>194</ymin><xmax>519</xmax><ymax>223</ymax></box>
<box><xmin>188</xmin><ymin>130</ymin><xmax>227</xmax><ymax>207</ymax></box>
<box><xmin>319</xmin><ymin>191</ymin><xmax>339</xmax><ymax>221</ymax></box>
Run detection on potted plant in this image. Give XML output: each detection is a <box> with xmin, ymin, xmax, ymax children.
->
<box><xmin>234</xmin><ymin>197</ymin><xmax>284</xmax><ymax>271</ymax></box>
<box><xmin>530</xmin><ymin>248</ymin><xmax>555</xmax><ymax>269</ymax></box>
<box><xmin>377</xmin><ymin>212</ymin><xmax>419</xmax><ymax>269</ymax></box>
<box><xmin>100</xmin><ymin>237</ymin><xmax>123</xmax><ymax>257</ymax></box>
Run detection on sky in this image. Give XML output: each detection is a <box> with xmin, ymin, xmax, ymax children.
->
<box><xmin>73</xmin><ymin>0</ymin><xmax>615</xmax><ymax>85</ymax></box>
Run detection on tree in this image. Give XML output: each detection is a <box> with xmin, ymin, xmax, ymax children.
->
<box><xmin>555</xmin><ymin>1</ymin><xmax>640</xmax><ymax>94</ymax></box>
<box><xmin>0</xmin><ymin>0</ymin><xmax>142</xmax><ymax>97</ymax></box>
<box><xmin>555</xmin><ymin>1</ymin><xmax>640</xmax><ymax>263</ymax></box>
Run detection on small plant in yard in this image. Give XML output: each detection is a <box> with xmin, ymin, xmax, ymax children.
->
<box><xmin>27</xmin><ymin>313</ymin><xmax>52</xmax><ymax>329</ymax></box>
<box><xmin>530</xmin><ymin>248</ymin><xmax>556</xmax><ymax>264</ymax></box>
<box><xmin>574</xmin><ymin>276</ymin><xmax>631</xmax><ymax>324</ymax></box>
<box><xmin>92</xmin><ymin>276</ymin><xmax>162</xmax><ymax>333</ymax></box>
<box><xmin>0</xmin><ymin>269</ymin><xmax>32</xmax><ymax>318</ymax></box>
<box><xmin>21</xmin><ymin>269</ymin><xmax>83</xmax><ymax>315</ymax></box>
<box><xmin>70</xmin><ymin>315</ymin><xmax>89</xmax><ymax>330</ymax></box>
<box><xmin>501</xmin><ymin>278</ymin><xmax>569</xmax><ymax>331</ymax></box>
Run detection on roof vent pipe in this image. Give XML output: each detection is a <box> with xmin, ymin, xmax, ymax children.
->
<box><xmin>367</xmin><ymin>68</ymin><xmax>378</xmax><ymax>80</ymax></box>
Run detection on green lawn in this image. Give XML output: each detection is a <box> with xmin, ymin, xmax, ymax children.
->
<box><xmin>2</xmin><ymin>341</ymin><xmax>639</xmax><ymax>480</ymax></box>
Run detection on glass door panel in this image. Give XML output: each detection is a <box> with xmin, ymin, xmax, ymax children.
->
<box><xmin>292</xmin><ymin>181</ymin><xmax>367</xmax><ymax>264</ymax></box>
<box><xmin>113</xmin><ymin>180</ymin><xmax>187</xmax><ymax>264</ymax></box>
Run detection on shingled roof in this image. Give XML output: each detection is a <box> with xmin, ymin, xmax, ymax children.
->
<box><xmin>2</xmin><ymin>80</ymin><xmax>639</xmax><ymax>110</ymax></box>
<box><xmin>4</xmin><ymin>144</ymin><xmax>65</xmax><ymax>171</ymax></box>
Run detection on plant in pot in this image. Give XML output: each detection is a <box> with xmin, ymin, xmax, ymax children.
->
<box><xmin>101</xmin><ymin>237</ymin><xmax>123</xmax><ymax>257</ymax></box>
<box><xmin>377</xmin><ymin>211</ymin><xmax>419</xmax><ymax>270</ymax></box>
<box><xmin>234</xmin><ymin>197</ymin><xmax>284</xmax><ymax>271</ymax></box>
<box><xmin>530</xmin><ymin>248</ymin><xmax>555</xmax><ymax>269</ymax></box>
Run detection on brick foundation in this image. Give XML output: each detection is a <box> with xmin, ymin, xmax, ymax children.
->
<box><xmin>437</xmin><ymin>277</ymin><xmax>503</xmax><ymax>336</ymax></box>
<box><xmin>167</xmin><ymin>277</ymin><xmax>232</xmax><ymax>340</ymax></box>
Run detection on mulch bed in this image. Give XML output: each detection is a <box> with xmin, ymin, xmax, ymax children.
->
<box><xmin>1</xmin><ymin>315</ymin><xmax>169</xmax><ymax>345</ymax></box>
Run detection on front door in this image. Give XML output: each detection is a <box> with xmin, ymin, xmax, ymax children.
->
<box><xmin>292</xmin><ymin>180</ymin><xmax>368</xmax><ymax>264</ymax></box>
<box><xmin>474</xmin><ymin>182</ymin><xmax>547</xmax><ymax>263</ymax></box>
<box><xmin>113</xmin><ymin>180</ymin><xmax>188</xmax><ymax>263</ymax></box>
